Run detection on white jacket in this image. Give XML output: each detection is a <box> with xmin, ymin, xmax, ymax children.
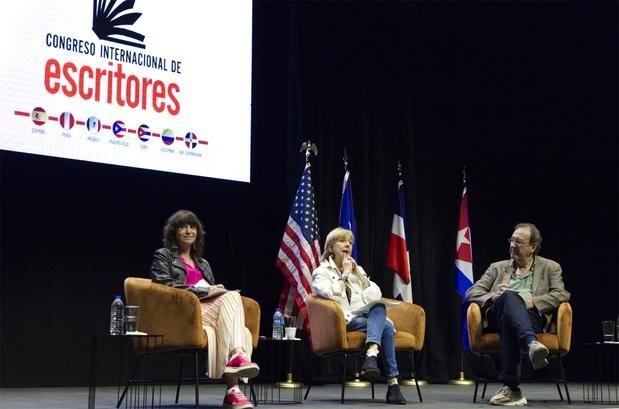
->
<box><xmin>312</xmin><ymin>257</ymin><xmax>382</xmax><ymax>323</ymax></box>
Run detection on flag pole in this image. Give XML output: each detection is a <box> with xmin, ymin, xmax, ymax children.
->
<box><xmin>339</xmin><ymin>148</ymin><xmax>370</xmax><ymax>388</ymax></box>
<box><xmin>275</xmin><ymin>141</ymin><xmax>318</xmax><ymax>390</ymax></box>
<box><xmin>392</xmin><ymin>160</ymin><xmax>427</xmax><ymax>386</ymax></box>
<box><xmin>449</xmin><ymin>166</ymin><xmax>475</xmax><ymax>386</ymax></box>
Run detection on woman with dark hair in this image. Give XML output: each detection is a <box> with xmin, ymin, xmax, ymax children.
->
<box><xmin>151</xmin><ymin>210</ymin><xmax>258</xmax><ymax>409</ymax></box>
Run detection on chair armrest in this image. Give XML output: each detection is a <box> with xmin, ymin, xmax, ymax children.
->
<box><xmin>306</xmin><ymin>295</ymin><xmax>348</xmax><ymax>354</ymax></box>
<box><xmin>556</xmin><ymin>302</ymin><xmax>572</xmax><ymax>355</ymax></box>
<box><xmin>241</xmin><ymin>296</ymin><xmax>260</xmax><ymax>349</ymax></box>
<box><xmin>467</xmin><ymin>303</ymin><xmax>484</xmax><ymax>355</ymax></box>
<box><xmin>385</xmin><ymin>298</ymin><xmax>426</xmax><ymax>351</ymax></box>
<box><xmin>124</xmin><ymin>277</ymin><xmax>206</xmax><ymax>350</ymax></box>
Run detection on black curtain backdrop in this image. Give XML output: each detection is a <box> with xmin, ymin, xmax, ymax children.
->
<box><xmin>1</xmin><ymin>0</ymin><xmax>616</xmax><ymax>386</ymax></box>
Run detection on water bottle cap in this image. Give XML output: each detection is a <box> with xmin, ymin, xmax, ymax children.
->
<box><xmin>276</xmin><ymin>307</ymin><xmax>281</xmax><ymax>312</ymax></box>
<box><xmin>115</xmin><ymin>295</ymin><xmax>121</xmax><ymax>299</ymax></box>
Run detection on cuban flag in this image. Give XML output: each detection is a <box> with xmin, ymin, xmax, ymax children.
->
<box><xmin>138</xmin><ymin>124</ymin><xmax>151</xmax><ymax>142</ymax></box>
<box><xmin>59</xmin><ymin>112</ymin><xmax>75</xmax><ymax>130</ymax></box>
<box><xmin>455</xmin><ymin>186</ymin><xmax>474</xmax><ymax>351</ymax></box>
<box><xmin>339</xmin><ymin>170</ymin><xmax>358</xmax><ymax>260</ymax></box>
<box><xmin>387</xmin><ymin>178</ymin><xmax>412</xmax><ymax>302</ymax></box>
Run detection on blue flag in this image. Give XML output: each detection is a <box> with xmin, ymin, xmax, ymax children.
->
<box><xmin>339</xmin><ymin>170</ymin><xmax>358</xmax><ymax>260</ymax></box>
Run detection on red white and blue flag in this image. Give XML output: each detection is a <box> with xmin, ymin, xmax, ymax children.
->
<box><xmin>387</xmin><ymin>177</ymin><xmax>412</xmax><ymax>302</ymax></box>
<box><xmin>455</xmin><ymin>186</ymin><xmax>474</xmax><ymax>351</ymax></box>
<box><xmin>138</xmin><ymin>124</ymin><xmax>151</xmax><ymax>142</ymax></box>
<box><xmin>276</xmin><ymin>162</ymin><xmax>321</xmax><ymax>329</ymax></box>
<box><xmin>339</xmin><ymin>170</ymin><xmax>358</xmax><ymax>260</ymax></box>
<box><xmin>112</xmin><ymin>120</ymin><xmax>125</xmax><ymax>138</ymax></box>
<box><xmin>185</xmin><ymin>132</ymin><xmax>197</xmax><ymax>149</ymax></box>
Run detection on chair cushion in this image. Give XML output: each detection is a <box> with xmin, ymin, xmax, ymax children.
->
<box><xmin>345</xmin><ymin>331</ymin><xmax>368</xmax><ymax>350</ymax></box>
<box><xmin>394</xmin><ymin>331</ymin><xmax>417</xmax><ymax>350</ymax></box>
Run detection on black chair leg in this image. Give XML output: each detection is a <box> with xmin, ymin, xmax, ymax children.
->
<box><xmin>194</xmin><ymin>351</ymin><xmax>200</xmax><ymax>409</ymax></box>
<box><xmin>175</xmin><ymin>355</ymin><xmax>185</xmax><ymax>403</ymax></box>
<box><xmin>341</xmin><ymin>353</ymin><xmax>348</xmax><ymax>404</ymax></box>
<box><xmin>557</xmin><ymin>356</ymin><xmax>571</xmax><ymax>404</ymax></box>
<box><xmin>116</xmin><ymin>354</ymin><xmax>145</xmax><ymax>408</ymax></box>
<box><xmin>556</xmin><ymin>383</ymin><xmax>564</xmax><ymax>400</ymax></box>
<box><xmin>304</xmin><ymin>355</ymin><xmax>314</xmax><ymax>400</ymax></box>
<box><xmin>249</xmin><ymin>381</ymin><xmax>257</xmax><ymax>406</ymax></box>
<box><xmin>409</xmin><ymin>351</ymin><xmax>423</xmax><ymax>402</ymax></box>
<box><xmin>473</xmin><ymin>381</ymin><xmax>479</xmax><ymax>402</ymax></box>
<box><xmin>482</xmin><ymin>382</ymin><xmax>488</xmax><ymax>399</ymax></box>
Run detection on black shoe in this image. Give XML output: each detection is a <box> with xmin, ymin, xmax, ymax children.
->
<box><xmin>386</xmin><ymin>384</ymin><xmax>407</xmax><ymax>404</ymax></box>
<box><xmin>360</xmin><ymin>356</ymin><xmax>380</xmax><ymax>379</ymax></box>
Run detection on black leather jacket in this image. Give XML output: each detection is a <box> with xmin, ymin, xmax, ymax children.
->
<box><xmin>150</xmin><ymin>247</ymin><xmax>216</xmax><ymax>299</ymax></box>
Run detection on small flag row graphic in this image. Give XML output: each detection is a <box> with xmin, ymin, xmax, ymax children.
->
<box><xmin>15</xmin><ymin>107</ymin><xmax>207</xmax><ymax>149</ymax></box>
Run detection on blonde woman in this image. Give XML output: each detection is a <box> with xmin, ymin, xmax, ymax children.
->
<box><xmin>312</xmin><ymin>227</ymin><xmax>407</xmax><ymax>405</ymax></box>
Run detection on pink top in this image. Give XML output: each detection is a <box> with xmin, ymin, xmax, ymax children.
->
<box><xmin>180</xmin><ymin>257</ymin><xmax>203</xmax><ymax>286</ymax></box>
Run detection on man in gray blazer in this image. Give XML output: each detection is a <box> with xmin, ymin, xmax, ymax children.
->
<box><xmin>466</xmin><ymin>223</ymin><xmax>570</xmax><ymax>406</ymax></box>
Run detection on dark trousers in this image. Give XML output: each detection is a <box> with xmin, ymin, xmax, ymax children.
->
<box><xmin>486</xmin><ymin>291</ymin><xmax>546</xmax><ymax>386</ymax></box>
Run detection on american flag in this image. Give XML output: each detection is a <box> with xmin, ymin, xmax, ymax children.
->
<box><xmin>455</xmin><ymin>186</ymin><xmax>474</xmax><ymax>351</ymax></box>
<box><xmin>387</xmin><ymin>177</ymin><xmax>412</xmax><ymax>303</ymax></box>
<box><xmin>276</xmin><ymin>162</ymin><xmax>321</xmax><ymax>328</ymax></box>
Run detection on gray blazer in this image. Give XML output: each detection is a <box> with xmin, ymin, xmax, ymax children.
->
<box><xmin>465</xmin><ymin>255</ymin><xmax>570</xmax><ymax>328</ymax></box>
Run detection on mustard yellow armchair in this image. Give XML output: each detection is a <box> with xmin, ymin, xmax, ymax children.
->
<box><xmin>304</xmin><ymin>294</ymin><xmax>425</xmax><ymax>403</ymax></box>
<box><xmin>467</xmin><ymin>302</ymin><xmax>572</xmax><ymax>403</ymax></box>
<box><xmin>121</xmin><ymin>277</ymin><xmax>261</xmax><ymax>409</ymax></box>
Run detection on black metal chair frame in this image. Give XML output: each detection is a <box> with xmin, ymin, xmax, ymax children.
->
<box><xmin>304</xmin><ymin>350</ymin><xmax>374</xmax><ymax>404</ymax></box>
<box><xmin>116</xmin><ymin>349</ymin><xmax>257</xmax><ymax>409</ymax></box>
<box><xmin>304</xmin><ymin>349</ymin><xmax>423</xmax><ymax>404</ymax></box>
<box><xmin>473</xmin><ymin>351</ymin><xmax>571</xmax><ymax>404</ymax></box>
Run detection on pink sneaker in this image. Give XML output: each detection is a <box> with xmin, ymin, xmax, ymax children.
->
<box><xmin>223</xmin><ymin>353</ymin><xmax>260</xmax><ymax>378</ymax></box>
<box><xmin>223</xmin><ymin>387</ymin><xmax>253</xmax><ymax>409</ymax></box>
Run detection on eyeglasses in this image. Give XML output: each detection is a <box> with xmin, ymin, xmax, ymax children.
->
<box><xmin>508</xmin><ymin>237</ymin><xmax>530</xmax><ymax>246</ymax></box>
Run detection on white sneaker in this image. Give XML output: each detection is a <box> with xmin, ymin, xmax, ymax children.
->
<box><xmin>489</xmin><ymin>386</ymin><xmax>528</xmax><ymax>406</ymax></box>
<box><xmin>527</xmin><ymin>340</ymin><xmax>549</xmax><ymax>370</ymax></box>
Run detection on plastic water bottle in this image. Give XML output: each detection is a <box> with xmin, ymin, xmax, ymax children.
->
<box><xmin>272</xmin><ymin>307</ymin><xmax>284</xmax><ymax>340</ymax></box>
<box><xmin>109</xmin><ymin>295</ymin><xmax>125</xmax><ymax>335</ymax></box>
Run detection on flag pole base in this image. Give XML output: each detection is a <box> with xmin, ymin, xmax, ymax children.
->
<box><xmin>448</xmin><ymin>371</ymin><xmax>475</xmax><ymax>385</ymax></box>
<box><xmin>345</xmin><ymin>373</ymin><xmax>371</xmax><ymax>388</ymax></box>
<box><xmin>274</xmin><ymin>373</ymin><xmax>303</xmax><ymax>389</ymax></box>
<box><xmin>400</xmin><ymin>378</ymin><xmax>427</xmax><ymax>386</ymax></box>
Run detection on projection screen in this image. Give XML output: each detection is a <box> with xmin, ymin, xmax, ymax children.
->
<box><xmin>0</xmin><ymin>0</ymin><xmax>252</xmax><ymax>182</ymax></box>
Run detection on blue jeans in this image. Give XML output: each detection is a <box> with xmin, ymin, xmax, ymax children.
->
<box><xmin>486</xmin><ymin>291</ymin><xmax>546</xmax><ymax>386</ymax></box>
<box><xmin>346</xmin><ymin>303</ymin><xmax>399</xmax><ymax>378</ymax></box>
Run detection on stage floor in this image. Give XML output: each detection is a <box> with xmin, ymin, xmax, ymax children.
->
<box><xmin>0</xmin><ymin>382</ymin><xmax>615</xmax><ymax>408</ymax></box>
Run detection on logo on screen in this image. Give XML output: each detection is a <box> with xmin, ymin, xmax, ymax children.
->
<box><xmin>138</xmin><ymin>124</ymin><xmax>151</xmax><ymax>142</ymax></box>
<box><xmin>92</xmin><ymin>0</ymin><xmax>146</xmax><ymax>49</ymax></box>
<box><xmin>162</xmin><ymin>129</ymin><xmax>175</xmax><ymax>146</ymax></box>
<box><xmin>113</xmin><ymin>121</ymin><xmax>125</xmax><ymax>138</ymax></box>
<box><xmin>87</xmin><ymin>116</ymin><xmax>101</xmax><ymax>133</ymax></box>
<box><xmin>31</xmin><ymin>107</ymin><xmax>47</xmax><ymax>126</ymax></box>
